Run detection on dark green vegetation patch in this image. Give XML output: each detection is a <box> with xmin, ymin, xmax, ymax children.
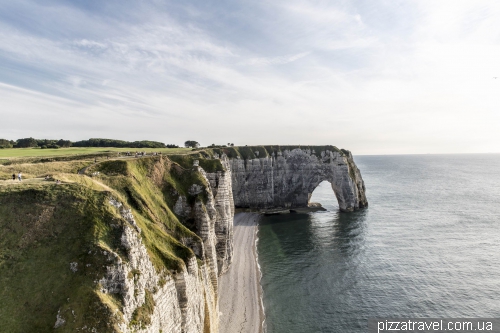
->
<box><xmin>0</xmin><ymin>185</ymin><xmax>121</xmax><ymax>332</ymax></box>
<box><xmin>93</xmin><ymin>160</ymin><xmax>130</xmax><ymax>176</ymax></box>
<box><xmin>168</xmin><ymin>153</ymin><xmax>224</xmax><ymax>173</ymax></box>
<box><xmin>130</xmin><ymin>290</ymin><xmax>155</xmax><ymax>329</ymax></box>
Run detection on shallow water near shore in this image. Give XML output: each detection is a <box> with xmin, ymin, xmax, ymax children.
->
<box><xmin>257</xmin><ymin>154</ymin><xmax>500</xmax><ymax>333</ymax></box>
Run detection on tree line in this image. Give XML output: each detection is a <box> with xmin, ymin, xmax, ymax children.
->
<box><xmin>0</xmin><ymin>138</ymin><xmax>179</xmax><ymax>149</ymax></box>
<box><xmin>183</xmin><ymin>141</ymin><xmax>235</xmax><ymax>148</ymax></box>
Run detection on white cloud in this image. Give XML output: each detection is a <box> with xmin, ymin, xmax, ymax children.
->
<box><xmin>246</xmin><ymin>52</ymin><xmax>310</xmax><ymax>66</ymax></box>
<box><xmin>73</xmin><ymin>39</ymin><xmax>107</xmax><ymax>49</ymax></box>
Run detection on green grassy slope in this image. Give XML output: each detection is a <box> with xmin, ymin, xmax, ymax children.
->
<box><xmin>0</xmin><ymin>185</ymin><xmax>121</xmax><ymax>332</ymax></box>
<box><xmin>0</xmin><ymin>154</ymin><xmax>225</xmax><ymax>332</ymax></box>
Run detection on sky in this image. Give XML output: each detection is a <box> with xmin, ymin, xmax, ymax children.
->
<box><xmin>0</xmin><ymin>0</ymin><xmax>499</xmax><ymax>154</ymax></box>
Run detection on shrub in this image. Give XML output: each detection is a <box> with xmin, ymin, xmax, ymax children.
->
<box><xmin>0</xmin><ymin>139</ymin><xmax>13</xmax><ymax>148</ymax></box>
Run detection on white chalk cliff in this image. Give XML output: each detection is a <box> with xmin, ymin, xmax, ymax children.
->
<box><xmin>229</xmin><ymin>148</ymin><xmax>368</xmax><ymax>212</ymax></box>
<box><xmin>97</xmin><ymin>157</ymin><xmax>234</xmax><ymax>333</ymax></box>
<box><xmin>94</xmin><ymin>148</ymin><xmax>366</xmax><ymax>332</ymax></box>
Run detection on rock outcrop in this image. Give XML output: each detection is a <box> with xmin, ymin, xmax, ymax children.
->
<box><xmin>203</xmin><ymin>156</ymin><xmax>235</xmax><ymax>275</ymax></box>
<box><xmin>228</xmin><ymin>147</ymin><xmax>367</xmax><ymax>212</ymax></box>
<box><xmin>97</xmin><ymin>156</ymin><xmax>234</xmax><ymax>333</ymax></box>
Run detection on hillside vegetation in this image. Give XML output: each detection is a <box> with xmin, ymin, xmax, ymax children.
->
<box><xmin>0</xmin><ymin>151</ymin><xmax>224</xmax><ymax>332</ymax></box>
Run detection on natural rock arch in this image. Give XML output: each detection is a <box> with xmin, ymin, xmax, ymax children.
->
<box><xmin>227</xmin><ymin>147</ymin><xmax>368</xmax><ymax>212</ymax></box>
<box><xmin>308</xmin><ymin>180</ymin><xmax>339</xmax><ymax>208</ymax></box>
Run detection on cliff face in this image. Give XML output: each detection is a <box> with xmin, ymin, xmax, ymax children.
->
<box><xmin>227</xmin><ymin>147</ymin><xmax>367</xmax><ymax>212</ymax></box>
<box><xmin>0</xmin><ymin>155</ymin><xmax>234</xmax><ymax>333</ymax></box>
<box><xmin>0</xmin><ymin>147</ymin><xmax>365</xmax><ymax>332</ymax></box>
<box><xmin>100</xmin><ymin>197</ymin><xmax>222</xmax><ymax>333</ymax></box>
<box><xmin>203</xmin><ymin>157</ymin><xmax>235</xmax><ymax>275</ymax></box>
<box><xmin>96</xmin><ymin>156</ymin><xmax>235</xmax><ymax>333</ymax></box>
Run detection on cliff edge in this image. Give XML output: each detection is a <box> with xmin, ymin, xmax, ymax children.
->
<box><xmin>0</xmin><ymin>145</ymin><xmax>366</xmax><ymax>332</ymax></box>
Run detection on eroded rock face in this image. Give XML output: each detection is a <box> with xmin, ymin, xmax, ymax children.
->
<box><xmin>98</xmin><ymin>155</ymin><xmax>235</xmax><ymax>333</ymax></box>
<box><xmin>100</xmin><ymin>200</ymin><xmax>220</xmax><ymax>333</ymax></box>
<box><xmin>229</xmin><ymin>148</ymin><xmax>368</xmax><ymax>212</ymax></box>
<box><xmin>203</xmin><ymin>156</ymin><xmax>235</xmax><ymax>275</ymax></box>
<box><xmin>99</xmin><ymin>210</ymin><xmax>179</xmax><ymax>332</ymax></box>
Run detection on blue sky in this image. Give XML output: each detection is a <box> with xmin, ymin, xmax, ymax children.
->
<box><xmin>1</xmin><ymin>0</ymin><xmax>499</xmax><ymax>154</ymax></box>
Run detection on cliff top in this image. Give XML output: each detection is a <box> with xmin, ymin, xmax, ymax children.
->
<box><xmin>0</xmin><ymin>147</ymin><xmax>192</xmax><ymax>160</ymax></box>
<box><xmin>195</xmin><ymin>145</ymin><xmax>349</xmax><ymax>160</ymax></box>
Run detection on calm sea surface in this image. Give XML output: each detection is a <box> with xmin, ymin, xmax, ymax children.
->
<box><xmin>257</xmin><ymin>154</ymin><xmax>500</xmax><ymax>333</ymax></box>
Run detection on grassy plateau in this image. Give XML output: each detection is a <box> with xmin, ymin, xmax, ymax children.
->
<box><xmin>0</xmin><ymin>147</ymin><xmax>191</xmax><ymax>159</ymax></box>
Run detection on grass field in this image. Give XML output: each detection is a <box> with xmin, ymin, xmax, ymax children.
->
<box><xmin>0</xmin><ymin>160</ymin><xmax>93</xmax><ymax>180</ymax></box>
<box><xmin>0</xmin><ymin>147</ymin><xmax>192</xmax><ymax>159</ymax></box>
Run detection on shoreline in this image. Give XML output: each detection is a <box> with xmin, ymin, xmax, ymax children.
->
<box><xmin>254</xmin><ymin>216</ymin><xmax>266</xmax><ymax>333</ymax></box>
<box><xmin>219</xmin><ymin>212</ymin><xmax>265</xmax><ymax>333</ymax></box>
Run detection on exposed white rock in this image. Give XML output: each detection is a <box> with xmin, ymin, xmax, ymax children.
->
<box><xmin>174</xmin><ymin>195</ymin><xmax>191</xmax><ymax>217</ymax></box>
<box><xmin>189</xmin><ymin>184</ymin><xmax>204</xmax><ymax>195</ymax></box>
<box><xmin>203</xmin><ymin>155</ymin><xmax>235</xmax><ymax>274</ymax></box>
<box><xmin>98</xmin><ymin>220</ymin><xmax>167</xmax><ymax>332</ymax></box>
<box><xmin>54</xmin><ymin>309</ymin><xmax>65</xmax><ymax>328</ymax></box>
<box><xmin>229</xmin><ymin>148</ymin><xmax>368</xmax><ymax>212</ymax></box>
<box><xmin>109</xmin><ymin>198</ymin><xmax>122</xmax><ymax>209</ymax></box>
<box><xmin>99</xmin><ymin>171</ymin><xmax>230</xmax><ymax>333</ymax></box>
<box><xmin>69</xmin><ymin>262</ymin><xmax>78</xmax><ymax>273</ymax></box>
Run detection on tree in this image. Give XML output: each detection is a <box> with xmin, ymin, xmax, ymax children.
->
<box><xmin>15</xmin><ymin>137</ymin><xmax>38</xmax><ymax>148</ymax></box>
<box><xmin>0</xmin><ymin>139</ymin><xmax>12</xmax><ymax>148</ymax></box>
<box><xmin>73</xmin><ymin>138</ymin><xmax>166</xmax><ymax>148</ymax></box>
<box><xmin>184</xmin><ymin>140</ymin><xmax>200</xmax><ymax>148</ymax></box>
<box><xmin>56</xmin><ymin>139</ymin><xmax>72</xmax><ymax>148</ymax></box>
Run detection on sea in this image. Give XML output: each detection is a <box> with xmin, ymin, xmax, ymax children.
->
<box><xmin>257</xmin><ymin>154</ymin><xmax>500</xmax><ymax>333</ymax></box>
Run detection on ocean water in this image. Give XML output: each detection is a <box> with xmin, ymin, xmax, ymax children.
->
<box><xmin>257</xmin><ymin>154</ymin><xmax>500</xmax><ymax>333</ymax></box>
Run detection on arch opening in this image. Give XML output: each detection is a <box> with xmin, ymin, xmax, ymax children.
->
<box><xmin>308</xmin><ymin>180</ymin><xmax>339</xmax><ymax>211</ymax></box>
